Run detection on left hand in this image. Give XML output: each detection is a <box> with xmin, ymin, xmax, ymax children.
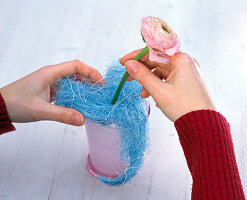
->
<box><xmin>0</xmin><ymin>60</ymin><xmax>104</xmax><ymax>126</ymax></box>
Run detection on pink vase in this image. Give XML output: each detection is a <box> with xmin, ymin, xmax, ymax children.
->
<box><xmin>85</xmin><ymin>101</ymin><xmax>150</xmax><ymax>179</ymax></box>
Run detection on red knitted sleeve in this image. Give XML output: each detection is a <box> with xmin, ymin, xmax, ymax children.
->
<box><xmin>0</xmin><ymin>93</ymin><xmax>15</xmax><ymax>135</ymax></box>
<box><xmin>175</xmin><ymin>110</ymin><xmax>245</xmax><ymax>200</ymax></box>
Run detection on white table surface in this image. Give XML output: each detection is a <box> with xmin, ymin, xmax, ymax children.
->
<box><xmin>0</xmin><ymin>0</ymin><xmax>246</xmax><ymax>199</ymax></box>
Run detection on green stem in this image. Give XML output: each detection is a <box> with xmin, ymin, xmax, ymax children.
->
<box><xmin>111</xmin><ymin>45</ymin><xmax>149</xmax><ymax>104</ymax></box>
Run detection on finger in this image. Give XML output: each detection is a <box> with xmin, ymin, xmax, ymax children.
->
<box><xmin>46</xmin><ymin>60</ymin><xmax>104</xmax><ymax>84</ymax></box>
<box><xmin>127</xmin><ymin>74</ymin><xmax>134</xmax><ymax>81</ymax></box>
<box><xmin>120</xmin><ymin>50</ymin><xmax>157</xmax><ymax>70</ymax></box>
<box><xmin>120</xmin><ymin>49</ymin><xmax>149</xmax><ymax>65</ymax></box>
<box><xmin>140</xmin><ymin>67</ymin><xmax>169</xmax><ymax>98</ymax></box>
<box><xmin>125</xmin><ymin>60</ymin><xmax>167</xmax><ymax>101</ymax></box>
<box><xmin>140</xmin><ymin>87</ymin><xmax>150</xmax><ymax>98</ymax></box>
<box><xmin>120</xmin><ymin>49</ymin><xmax>159</xmax><ymax>70</ymax></box>
<box><xmin>41</xmin><ymin>104</ymin><xmax>85</xmax><ymax>126</ymax></box>
<box><xmin>120</xmin><ymin>49</ymin><xmax>171</xmax><ymax>72</ymax></box>
<box><xmin>153</xmin><ymin>67</ymin><xmax>170</xmax><ymax>80</ymax></box>
<box><xmin>193</xmin><ymin>58</ymin><xmax>200</xmax><ymax>68</ymax></box>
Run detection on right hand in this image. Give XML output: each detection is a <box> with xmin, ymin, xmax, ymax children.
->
<box><xmin>120</xmin><ymin>50</ymin><xmax>216</xmax><ymax>122</ymax></box>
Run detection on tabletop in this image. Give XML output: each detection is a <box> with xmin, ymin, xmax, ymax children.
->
<box><xmin>0</xmin><ymin>0</ymin><xmax>246</xmax><ymax>199</ymax></box>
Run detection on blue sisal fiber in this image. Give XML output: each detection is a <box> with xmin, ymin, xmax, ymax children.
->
<box><xmin>54</xmin><ymin>61</ymin><xmax>149</xmax><ymax>185</ymax></box>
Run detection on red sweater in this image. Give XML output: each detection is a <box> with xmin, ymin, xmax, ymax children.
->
<box><xmin>175</xmin><ymin>110</ymin><xmax>245</xmax><ymax>199</ymax></box>
<box><xmin>0</xmin><ymin>94</ymin><xmax>15</xmax><ymax>134</ymax></box>
<box><xmin>0</xmin><ymin>94</ymin><xmax>245</xmax><ymax>199</ymax></box>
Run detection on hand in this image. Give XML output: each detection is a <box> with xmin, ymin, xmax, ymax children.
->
<box><xmin>120</xmin><ymin>50</ymin><xmax>216</xmax><ymax>122</ymax></box>
<box><xmin>0</xmin><ymin>60</ymin><xmax>104</xmax><ymax>126</ymax></box>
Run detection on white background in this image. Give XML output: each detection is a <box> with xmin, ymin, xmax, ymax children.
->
<box><xmin>0</xmin><ymin>0</ymin><xmax>246</xmax><ymax>199</ymax></box>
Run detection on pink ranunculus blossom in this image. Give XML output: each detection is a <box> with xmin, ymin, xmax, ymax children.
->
<box><xmin>141</xmin><ymin>16</ymin><xmax>180</xmax><ymax>64</ymax></box>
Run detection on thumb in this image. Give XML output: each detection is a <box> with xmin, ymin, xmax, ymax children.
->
<box><xmin>43</xmin><ymin>104</ymin><xmax>85</xmax><ymax>126</ymax></box>
<box><xmin>125</xmin><ymin>60</ymin><xmax>164</xmax><ymax>100</ymax></box>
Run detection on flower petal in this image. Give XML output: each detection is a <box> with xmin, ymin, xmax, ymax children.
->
<box><xmin>148</xmin><ymin>47</ymin><xmax>170</xmax><ymax>64</ymax></box>
<box><xmin>141</xmin><ymin>16</ymin><xmax>180</xmax><ymax>63</ymax></box>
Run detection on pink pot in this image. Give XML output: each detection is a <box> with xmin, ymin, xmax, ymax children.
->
<box><xmin>85</xmin><ymin>101</ymin><xmax>150</xmax><ymax>178</ymax></box>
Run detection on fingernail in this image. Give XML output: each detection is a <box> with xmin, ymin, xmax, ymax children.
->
<box><xmin>125</xmin><ymin>61</ymin><xmax>138</xmax><ymax>75</ymax></box>
<box><xmin>73</xmin><ymin>115</ymin><xmax>84</xmax><ymax>126</ymax></box>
